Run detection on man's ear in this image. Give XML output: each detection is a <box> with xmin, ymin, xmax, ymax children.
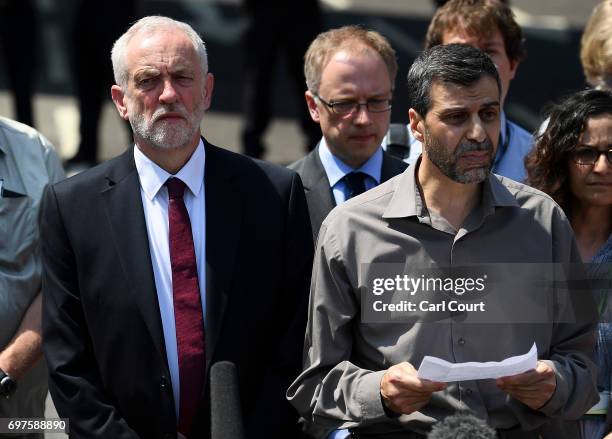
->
<box><xmin>409</xmin><ymin>108</ymin><xmax>426</xmax><ymax>143</ymax></box>
<box><xmin>202</xmin><ymin>72</ymin><xmax>214</xmax><ymax>111</ymax></box>
<box><xmin>111</xmin><ymin>85</ymin><xmax>129</xmax><ymax>121</ymax></box>
<box><xmin>305</xmin><ymin>91</ymin><xmax>321</xmax><ymax>123</ymax></box>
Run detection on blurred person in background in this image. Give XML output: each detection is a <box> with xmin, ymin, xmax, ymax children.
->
<box><xmin>580</xmin><ymin>0</ymin><xmax>612</xmax><ymax>91</ymax></box>
<box><xmin>0</xmin><ymin>116</ymin><xmax>64</xmax><ymax>438</ymax></box>
<box><xmin>526</xmin><ymin>88</ymin><xmax>612</xmax><ymax>439</ymax></box>
<box><xmin>241</xmin><ymin>0</ymin><xmax>322</xmax><ymax>159</ymax></box>
<box><xmin>65</xmin><ymin>0</ymin><xmax>140</xmax><ymax>170</ymax></box>
<box><xmin>387</xmin><ymin>0</ymin><xmax>531</xmax><ymax>183</ymax></box>
<box><xmin>0</xmin><ymin>0</ymin><xmax>37</xmax><ymax>127</ymax></box>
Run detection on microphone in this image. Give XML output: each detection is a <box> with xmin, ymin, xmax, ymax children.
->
<box><xmin>210</xmin><ymin>361</ymin><xmax>245</xmax><ymax>439</ymax></box>
<box><xmin>428</xmin><ymin>411</ymin><xmax>496</xmax><ymax>439</ymax></box>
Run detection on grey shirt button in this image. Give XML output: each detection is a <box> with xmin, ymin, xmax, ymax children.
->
<box><xmin>458</xmin><ymin>337</ymin><xmax>466</xmax><ymax>346</ymax></box>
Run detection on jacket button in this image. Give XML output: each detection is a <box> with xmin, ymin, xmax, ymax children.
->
<box><xmin>160</xmin><ymin>376</ymin><xmax>168</xmax><ymax>390</ymax></box>
<box><xmin>458</xmin><ymin>337</ymin><xmax>466</xmax><ymax>346</ymax></box>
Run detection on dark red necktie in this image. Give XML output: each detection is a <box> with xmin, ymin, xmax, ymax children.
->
<box><xmin>166</xmin><ymin>177</ymin><xmax>206</xmax><ymax>436</ymax></box>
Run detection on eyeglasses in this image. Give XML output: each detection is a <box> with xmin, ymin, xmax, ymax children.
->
<box><xmin>313</xmin><ymin>93</ymin><xmax>392</xmax><ymax>115</ymax></box>
<box><xmin>569</xmin><ymin>147</ymin><xmax>612</xmax><ymax>165</ymax></box>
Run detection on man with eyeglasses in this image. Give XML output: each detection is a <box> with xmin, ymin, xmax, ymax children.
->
<box><xmin>289</xmin><ymin>26</ymin><xmax>407</xmax><ymax>240</ymax></box>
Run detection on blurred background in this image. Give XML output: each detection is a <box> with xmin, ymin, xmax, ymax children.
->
<box><xmin>0</xmin><ymin>0</ymin><xmax>601</xmax><ymax>167</ymax></box>
<box><xmin>0</xmin><ymin>1</ymin><xmax>601</xmax><ymax>436</ymax></box>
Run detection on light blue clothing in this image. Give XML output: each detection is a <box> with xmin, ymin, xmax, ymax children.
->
<box><xmin>318</xmin><ymin>138</ymin><xmax>382</xmax><ymax>205</ymax></box>
<box><xmin>328</xmin><ymin>429</ymin><xmax>350</xmax><ymax>439</ymax></box>
<box><xmin>384</xmin><ymin>112</ymin><xmax>534</xmax><ymax>183</ymax></box>
<box><xmin>492</xmin><ymin>112</ymin><xmax>534</xmax><ymax>182</ymax></box>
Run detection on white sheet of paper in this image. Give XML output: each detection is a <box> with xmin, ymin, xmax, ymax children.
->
<box><xmin>417</xmin><ymin>343</ymin><xmax>537</xmax><ymax>382</ymax></box>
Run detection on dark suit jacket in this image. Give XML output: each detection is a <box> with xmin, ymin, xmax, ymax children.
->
<box><xmin>40</xmin><ymin>142</ymin><xmax>313</xmax><ymax>439</ymax></box>
<box><xmin>288</xmin><ymin>146</ymin><xmax>408</xmax><ymax>240</ymax></box>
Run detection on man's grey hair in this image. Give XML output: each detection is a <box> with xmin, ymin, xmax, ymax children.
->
<box><xmin>111</xmin><ymin>16</ymin><xmax>208</xmax><ymax>88</ymax></box>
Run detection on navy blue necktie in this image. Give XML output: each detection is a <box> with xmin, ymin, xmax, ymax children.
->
<box><xmin>345</xmin><ymin>172</ymin><xmax>368</xmax><ymax>199</ymax></box>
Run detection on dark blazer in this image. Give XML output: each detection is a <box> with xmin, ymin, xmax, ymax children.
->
<box><xmin>40</xmin><ymin>142</ymin><xmax>314</xmax><ymax>439</ymax></box>
<box><xmin>289</xmin><ymin>146</ymin><xmax>408</xmax><ymax>240</ymax></box>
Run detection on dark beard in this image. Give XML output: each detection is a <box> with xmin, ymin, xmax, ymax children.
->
<box><xmin>424</xmin><ymin>127</ymin><xmax>494</xmax><ymax>184</ymax></box>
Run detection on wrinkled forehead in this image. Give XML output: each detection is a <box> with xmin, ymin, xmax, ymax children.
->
<box><xmin>429</xmin><ymin>76</ymin><xmax>500</xmax><ymax>110</ymax></box>
<box><xmin>126</xmin><ymin>30</ymin><xmax>198</xmax><ymax>71</ymax></box>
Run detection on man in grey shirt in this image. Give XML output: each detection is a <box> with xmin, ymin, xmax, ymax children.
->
<box><xmin>287</xmin><ymin>45</ymin><xmax>598</xmax><ymax>438</ymax></box>
<box><xmin>0</xmin><ymin>116</ymin><xmax>64</xmax><ymax>435</ymax></box>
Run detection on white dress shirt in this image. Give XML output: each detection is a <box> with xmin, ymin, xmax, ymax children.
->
<box><xmin>134</xmin><ymin>140</ymin><xmax>207</xmax><ymax>419</ymax></box>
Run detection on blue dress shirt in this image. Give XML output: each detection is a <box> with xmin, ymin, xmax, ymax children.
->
<box><xmin>318</xmin><ymin>138</ymin><xmax>383</xmax><ymax>206</ymax></box>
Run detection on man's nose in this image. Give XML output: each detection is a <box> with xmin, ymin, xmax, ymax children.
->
<box><xmin>159</xmin><ymin>79</ymin><xmax>178</xmax><ymax>103</ymax></box>
<box><xmin>352</xmin><ymin>104</ymin><xmax>373</xmax><ymax>125</ymax></box>
<box><xmin>466</xmin><ymin>117</ymin><xmax>487</xmax><ymax>144</ymax></box>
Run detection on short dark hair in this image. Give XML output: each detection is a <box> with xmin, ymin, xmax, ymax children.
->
<box><xmin>407</xmin><ymin>44</ymin><xmax>501</xmax><ymax>117</ymax></box>
<box><xmin>525</xmin><ymin>88</ymin><xmax>612</xmax><ymax>212</ymax></box>
<box><xmin>426</xmin><ymin>0</ymin><xmax>526</xmax><ymax>64</ymax></box>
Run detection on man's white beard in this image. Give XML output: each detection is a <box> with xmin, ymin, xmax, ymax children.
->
<box><xmin>129</xmin><ymin>100</ymin><xmax>204</xmax><ymax>150</ymax></box>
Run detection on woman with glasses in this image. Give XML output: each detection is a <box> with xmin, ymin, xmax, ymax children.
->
<box><xmin>526</xmin><ymin>88</ymin><xmax>612</xmax><ymax>439</ymax></box>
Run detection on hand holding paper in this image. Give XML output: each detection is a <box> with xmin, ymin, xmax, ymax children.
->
<box><xmin>380</xmin><ymin>362</ymin><xmax>447</xmax><ymax>415</ymax></box>
<box><xmin>416</xmin><ymin>343</ymin><xmax>555</xmax><ymax>410</ymax></box>
<box><xmin>496</xmin><ymin>361</ymin><xmax>556</xmax><ymax>410</ymax></box>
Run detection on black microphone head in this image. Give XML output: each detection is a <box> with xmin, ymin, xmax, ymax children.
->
<box><xmin>210</xmin><ymin>361</ymin><xmax>245</xmax><ymax>439</ymax></box>
<box><xmin>428</xmin><ymin>411</ymin><xmax>497</xmax><ymax>439</ymax></box>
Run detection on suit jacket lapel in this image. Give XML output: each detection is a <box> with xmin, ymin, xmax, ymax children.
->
<box><xmin>204</xmin><ymin>142</ymin><xmax>243</xmax><ymax>368</ymax></box>
<box><xmin>101</xmin><ymin>148</ymin><xmax>168</xmax><ymax>367</ymax></box>
<box><xmin>300</xmin><ymin>148</ymin><xmax>335</xmax><ymax>237</ymax></box>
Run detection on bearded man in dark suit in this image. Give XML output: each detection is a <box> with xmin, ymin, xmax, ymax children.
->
<box><xmin>40</xmin><ymin>16</ymin><xmax>313</xmax><ymax>439</ymax></box>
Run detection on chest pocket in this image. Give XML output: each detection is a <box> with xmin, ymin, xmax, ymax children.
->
<box><xmin>0</xmin><ymin>194</ymin><xmax>36</xmax><ymax>268</ymax></box>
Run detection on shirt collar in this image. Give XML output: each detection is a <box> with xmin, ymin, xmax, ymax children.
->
<box><xmin>134</xmin><ymin>138</ymin><xmax>206</xmax><ymax>201</ymax></box>
<box><xmin>383</xmin><ymin>157</ymin><xmax>425</xmax><ymax>219</ymax></box>
<box><xmin>383</xmin><ymin>157</ymin><xmax>518</xmax><ymax>219</ymax></box>
<box><xmin>318</xmin><ymin>137</ymin><xmax>383</xmax><ymax>188</ymax></box>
